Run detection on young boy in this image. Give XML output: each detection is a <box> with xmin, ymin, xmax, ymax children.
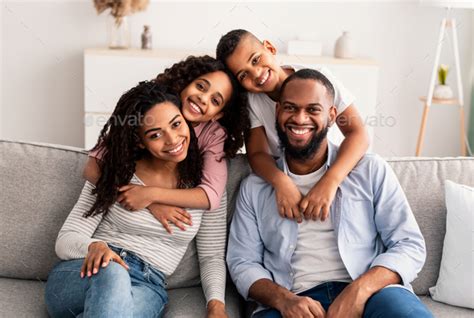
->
<box><xmin>216</xmin><ymin>29</ymin><xmax>369</xmax><ymax>222</ymax></box>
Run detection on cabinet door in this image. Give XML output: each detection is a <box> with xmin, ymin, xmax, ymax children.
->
<box><xmin>85</xmin><ymin>55</ymin><xmax>177</xmax><ymax>113</ymax></box>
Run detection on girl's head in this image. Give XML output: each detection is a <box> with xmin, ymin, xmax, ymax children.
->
<box><xmin>155</xmin><ymin>55</ymin><xmax>250</xmax><ymax>158</ymax></box>
<box><xmin>86</xmin><ymin>81</ymin><xmax>202</xmax><ymax>217</ymax></box>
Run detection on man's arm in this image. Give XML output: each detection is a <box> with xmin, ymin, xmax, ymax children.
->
<box><xmin>327</xmin><ymin>266</ymin><xmax>400</xmax><ymax>318</ymax></box>
<box><xmin>226</xmin><ymin>177</ymin><xmax>273</xmax><ymax>300</ymax></box>
<box><xmin>369</xmin><ymin>156</ymin><xmax>426</xmax><ymax>286</ymax></box>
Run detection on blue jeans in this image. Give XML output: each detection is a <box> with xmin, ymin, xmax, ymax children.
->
<box><xmin>253</xmin><ymin>282</ymin><xmax>433</xmax><ymax>318</ymax></box>
<box><xmin>45</xmin><ymin>245</ymin><xmax>168</xmax><ymax>318</ymax></box>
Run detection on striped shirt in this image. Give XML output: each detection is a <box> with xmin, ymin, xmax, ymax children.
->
<box><xmin>55</xmin><ymin>175</ymin><xmax>227</xmax><ymax>303</ymax></box>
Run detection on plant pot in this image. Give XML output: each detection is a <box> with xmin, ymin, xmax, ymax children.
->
<box><xmin>107</xmin><ymin>15</ymin><xmax>131</xmax><ymax>49</ymax></box>
<box><xmin>433</xmin><ymin>84</ymin><xmax>454</xmax><ymax>100</ymax></box>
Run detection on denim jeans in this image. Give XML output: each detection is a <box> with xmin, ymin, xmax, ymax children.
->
<box><xmin>45</xmin><ymin>245</ymin><xmax>168</xmax><ymax>318</ymax></box>
<box><xmin>253</xmin><ymin>282</ymin><xmax>433</xmax><ymax>318</ymax></box>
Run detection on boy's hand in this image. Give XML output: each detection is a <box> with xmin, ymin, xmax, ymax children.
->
<box><xmin>147</xmin><ymin>203</ymin><xmax>192</xmax><ymax>234</ymax></box>
<box><xmin>81</xmin><ymin>241</ymin><xmax>129</xmax><ymax>278</ymax></box>
<box><xmin>118</xmin><ymin>184</ymin><xmax>153</xmax><ymax>211</ymax></box>
<box><xmin>300</xmin><ymin>175</ymin><xmax>338</xmax><ymax>222</ymax></box>
<box><xmin>274</xmin><ymin>175</ymin><xmax>303</xmax><ymax>222</ymax></box>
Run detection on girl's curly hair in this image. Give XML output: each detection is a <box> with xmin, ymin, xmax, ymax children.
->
<box><xmin>155</xmin><ymin>55</ymin><xmax>250</xmax><ymax>158</ymax></box>
<box><xmin>85</xmin><ymin>81</ymin><xmax>202</xmax><ymax>217</ymax></box>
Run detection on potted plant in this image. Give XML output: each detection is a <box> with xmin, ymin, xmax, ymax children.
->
<box><xmin>433</xmin><ymin>64</ymin><xmax>454</xmax><ymax>100</ymax></box>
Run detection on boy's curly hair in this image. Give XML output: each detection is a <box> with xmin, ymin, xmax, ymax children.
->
<box><xmin>155</xmin><ymin>55</ymin><xmax>249</xmax><ymax>158</ymax></box>
<box><xmin>86</xmin><ymin>81</ymin><xmax>202</xmax><ymax>217</ymax></box>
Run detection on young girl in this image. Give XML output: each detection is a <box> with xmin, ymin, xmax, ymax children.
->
<box><xmin>216</xmin><ymin>29</ymin><xmax>370</xmax><ymax>222</ymax></box>
<box><xmin>45</xmin><ymin>82</ymin><xmax>228</xmax><ymax>317</ymax></box>
<box><xmin>83</xmin><ymin>56</ymin><xmax>249</xmax><ymax>232</ymax></box>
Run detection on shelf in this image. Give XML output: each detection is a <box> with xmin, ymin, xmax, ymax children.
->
<box><xmin>84</xmin><ymin>48</ymin><xmax>378</xmax><ymax>66</ymax></box>
<box><xmin>419</xmin><ymin>96</ymin><xmax>462</xmax><ymax>106</ymax></box>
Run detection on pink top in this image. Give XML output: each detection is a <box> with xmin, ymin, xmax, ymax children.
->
<box><xmin>89</xmin><ymin>121</ymin><xmax>228</xmax><ymax>211</ymax></box>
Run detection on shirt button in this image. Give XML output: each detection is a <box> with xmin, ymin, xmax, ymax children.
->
<box><xmin>290</xmin><ymin>272</ymin><xmax>294</xmax><ymax>277</ymax></box>
<box><xmin>289</xmin><ymin>245</ymin><xmax>294</xmax><ymax>249</ymax></box>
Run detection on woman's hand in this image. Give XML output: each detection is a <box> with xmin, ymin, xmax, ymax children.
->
<box><xmin>274</xmin><ymin>175</ymin><xmax>303</xmax><ymax>222</ymax></box>
<box><xmin>207</xmin><ymin>300</ymin><xmax>228</xmax><ymax>318</ymax></box>
<box><xmin>118</xmin><ymin>184</ymin><xmax>154</xmax><ymax>211</ymax></box>
<box><xmin>147</xmin><ymin>203</ymin><xmax>192</xmax><ymax>234</ymax></box>
<box><xmin>80</xmin><ymin>241</ymin><xmax>129</xmax><ymax>278</ymax></box>
<box><xmin>299</xmin><ymin>174</ymin><xmax>339</xmax><ymax>222</ymax></box>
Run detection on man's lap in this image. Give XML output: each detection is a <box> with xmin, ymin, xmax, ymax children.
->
<box><xmin>252</xmin><ymin>283</ymin><xmax>432</xmax><ymax>318</ymax></box>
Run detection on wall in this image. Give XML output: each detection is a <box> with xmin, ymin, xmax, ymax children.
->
<box><xmin>1</xmin><ymin>1</ymin><xmax>473</xmax><ymax>157</ymax></box>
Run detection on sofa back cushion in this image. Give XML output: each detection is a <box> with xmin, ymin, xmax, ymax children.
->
<box><xmin>0</xmin><ymin>141</ymin><xmax>88</xmax><ymax>281</ymax></box>
<box><xmin>387</xmin><ymin>157</ymin><xmax>474</xmax><ymax>295</ymax></box>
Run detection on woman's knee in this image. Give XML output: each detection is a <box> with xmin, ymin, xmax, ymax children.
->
<box><xmin>87</xmin><ymin>262</ymin><xmax>131</xmax><ymax>290</ymax></box>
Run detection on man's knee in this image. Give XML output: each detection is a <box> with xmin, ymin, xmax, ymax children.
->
<box><xmin>364</xmin><ymin>287</ymin><xmax>433</xmax><ymax>318</ymax></box>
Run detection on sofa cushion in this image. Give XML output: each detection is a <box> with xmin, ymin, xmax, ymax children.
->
<box><xmin>387</xmin><ymin>157</ymin><xmax>474</xmax><ymax>295</ymax></box>
<box><xmin>0</xmin><ymin>277</ymin><xmax>244</xmax><ymax>318</ymax></box>
<box><xmin>419</xmin><ymin>295</ymin><xmax>474</xmax><ymax>317</ymax></box>
<box><xmin>164</xmin><ymin>283</ymin><xmax>243</xmax><ymax>318</ymax></box>
<box><xmin>0</xmin><ymin>278</ymin><xmax>49</xmax><ymax>318</ymax></box>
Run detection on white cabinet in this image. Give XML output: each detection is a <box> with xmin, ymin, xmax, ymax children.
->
<box><xmin>84</xmin><ymin>48</ymin><xmax>378</xmax><ymax>150</ymax></box>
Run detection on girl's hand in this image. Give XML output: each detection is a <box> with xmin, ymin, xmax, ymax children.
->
<box><xmin>207</xmin><ymin>300</ymin><xmax>228</xmax><ymax>318</ymax></box>
<box><xmin>147</xmin><ymin>203</ymin><xmax>192</xmax><ymax>234</ymax></box>
<box><xmin>300</xmin><ymin>175</ymin><xmax>339</xmax><ymax>222</ymax></box>
<box><xmin>80</xmin><ymin>241</ymin><xmax>129</xmax><ymax>278</ymax></box>
<box><xmin>118</xmin><ymin>184</ymin><xmax>153</xmax><ymax>211</ymax></box>
<box><xmin>274</xmin><ymin>175</ymin><xmax>303</xmax><ymax>222</ymax></box>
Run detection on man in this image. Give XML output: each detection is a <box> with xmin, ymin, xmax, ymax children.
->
<box><xmin>227</xmin><ymin>69</ymin><xmax>432</xmax><ymax>318</ymax></box>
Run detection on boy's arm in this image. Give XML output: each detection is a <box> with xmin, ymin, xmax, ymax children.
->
<box><xmin>246</xmin><ymin>126</ymin><xmax>303</xmax><ymax>221</ymax></box>
<box><xmin>301</xmin><ymin>105</ymin><xmax>369</xmax><ymax>220</ymax></box>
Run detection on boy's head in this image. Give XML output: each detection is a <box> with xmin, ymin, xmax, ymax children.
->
<box><xmin>216</xmin><ymin>29</ymin><xmax>282</xmax><ymax>94</ymax></box>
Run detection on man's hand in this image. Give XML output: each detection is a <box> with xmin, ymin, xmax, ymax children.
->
<box><xmin>206</xmin><ymin>300</ymin><xmax>228</xmax><ymax>318</ymax></box>
<box><xmin>81</xmin><ymin>241</ymin><xmax>129</xmax><ymax>278</ymax></box>
<box><xmin>277</xmin><ymin>294</ymin><xmax>326</xmax><ymax>318</ymax></box>
<box><xmin>274</xmin><ymin>175</ymin><xmax>303</xmax><ymax>222</ymax></box>
<box><xmin>147</xmin><ymin>203</ymin><xmax>192</xmax><ymax>234</ymax></box>
<box><xmin>300</xmin><ymin>175</ymin><xmax>338</xmax><ymax>221</ymax></box>
<box><xmin>326</xmin><ymin>282</ymin><xmax>370</xmax><ymax>318</ymax></box>
<box><xmin>117</xmin><ymin>184</ymin><xmax>154</xmax><ymax>211</ymax></box>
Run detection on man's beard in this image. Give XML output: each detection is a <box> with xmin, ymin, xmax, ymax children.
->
<box><xmin>276</xmin><ymin>121</ymin><xmax>329</xmax><ymax>161</ymax></box>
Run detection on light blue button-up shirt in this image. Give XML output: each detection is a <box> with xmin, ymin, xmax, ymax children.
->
<box><xmin>227</xmin><ymin>142</ymin><xmax>426</xmax><ymax>311</ymax></box>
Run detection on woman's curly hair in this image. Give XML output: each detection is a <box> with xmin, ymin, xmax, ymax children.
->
<box><xmin>85</xmin><ymin>81</ymin><xmax>202</xmax><ymax>217</ymax></box>
<box><xmin>155</xmin><ymin>55</ymin><xmax>250</xmax><ymax>158</ymax></box>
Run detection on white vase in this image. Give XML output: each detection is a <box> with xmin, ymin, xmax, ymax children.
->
<box><xmin>334</xmin><ymin>31</ymin><xmax>353</xmax><ymax>59</ymax></box>
<box><xmin>433</xmin><ymin>84</ymin><xmax>454</xmax><ymax>100</ymax></box>
<box><xmin>107</xmin><ymin>15</ymin><xmax>131</xmax><ymax>49</ymax></box>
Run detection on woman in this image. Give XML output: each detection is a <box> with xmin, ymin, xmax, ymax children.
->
<box><xmin>84</xmin><ymin>56</ymin><xmax>249</xmax><ymax>233</ymax></box>
<box><xmin>45</xmin><ymin>82</ymin><xmax>228</xmax><ymax>317</ymax></box>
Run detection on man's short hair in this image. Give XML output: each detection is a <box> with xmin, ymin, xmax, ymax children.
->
<box><xmin>280</xmin><ymin>69</ymin><xmax>335</xmax><ymax>103</ymax></box>
<box><xmin>216</xmin><ymin>29</ymin><xmax>254</xmax><ymax>63</ymax></box>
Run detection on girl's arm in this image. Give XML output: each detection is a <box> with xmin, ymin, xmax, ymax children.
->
<box><xmin>246</xmin><ymin>126</ymin><xmax>303</xmax><ymax>222</ymax></box>
<box><xmin>55</xmin><ymin>181</ymin><xmax>105</xmax><ymax>259</ymax></box>
<box><xmin>300</xmin><ymin>104</ymin><xmax>369</xmax><ymax>220</ymax></box>
<box><xmin>195</xmin><ymin>192</ymin><xmax>228</xmax><ymax>317</ymax></box>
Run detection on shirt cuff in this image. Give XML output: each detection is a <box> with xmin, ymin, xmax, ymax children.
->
<box><xmin>236</xmin><ymin>266</ymin><xmax>273</xmax><ymax>301</ymax></box>
<box><xmin>370</xmin><ymin>253</ymin><xmax>416</xmax><ymax>287</ymax></box>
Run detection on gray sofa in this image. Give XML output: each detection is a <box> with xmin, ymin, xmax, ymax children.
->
<box><xmin>0</xmin><ymin>139</ymin><xmax>473</xmax><ymax>318</ymax></box>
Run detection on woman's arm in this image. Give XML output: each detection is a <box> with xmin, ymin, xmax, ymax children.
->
<box><xmin>55</xmin><ymin>181</ymin><xmax>105</xmax><ymax>259</ymax></box>
<box><xmin>246</xmin><ymin>126</ymin><xmax>303</xmax><ymax>221</ymax></box>
<box><xmin>195</xmin><ymin>192</ymin><xmax>228</xmax><ymax>317</ymax></box>
<box><xmin>300</xmin><ymin>104</ymin><xmax>369</xmax><ymax>220</ymax></box>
